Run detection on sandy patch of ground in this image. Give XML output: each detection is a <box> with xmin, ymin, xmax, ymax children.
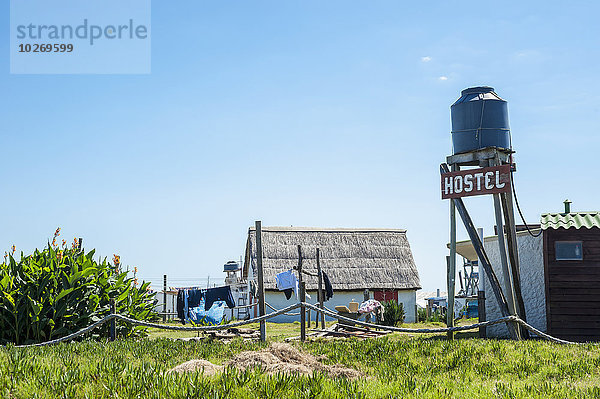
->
<box><xmin>168</xmin><ymin>359</ymin><xmax>223</xmax><ymax>376</ymax></box>
<box><xmin>168</xmin><ymin>342</ymin><xmax>363</xmax><ymax>378</ymax></box>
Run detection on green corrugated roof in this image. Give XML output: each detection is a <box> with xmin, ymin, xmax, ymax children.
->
<box><xmin>541</xmin><ymin>212</ymin><xmax>600</xmax><ymax>230</ymax></box>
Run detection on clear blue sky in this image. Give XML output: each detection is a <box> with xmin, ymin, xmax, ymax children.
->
<box><xmin>2</xmin><ymin>1</ymin><xmax>599</xmax><ymax>292</ymax></box>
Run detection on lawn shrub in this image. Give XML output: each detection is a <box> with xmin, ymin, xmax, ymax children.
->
<box><xmin>417</xmin><ymin>307</ymin><xmax>445</xmax><ymax>323</ymax></box>
<box><xmin>381</xmin><ymin>300</ymin><xmax>405</xmax><ymax>326</ymax></box>
<box><xmin>0</xmin><ymin>238</ymin><xmax>157</xmax><ymax>345</ymax></box>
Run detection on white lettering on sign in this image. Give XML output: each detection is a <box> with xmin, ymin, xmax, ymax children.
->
<box><xmin>454</xmin><ymin>175</ymin><xmax>463</xmax><ymax>193</ymax></box>
<box><xmin>441</xmin><ymin>164</ymin><xmax>511</xmax><ymax>199</ymax></box>
<box><xmin>464</xmin><ymin>174</ymin><xmax>473</xmax><ymax>192</ymax></box>
<box><xmin>474</xmin><ymin>173</ymin><xmax>484</xmax><ymax>190</ymax></box>
<box><xmin>444</xmin><ymin>176</ymin><xmax>453</xmax><ymax>194</ymax></box>
<box><xmin>496</xmin><ymin>171</ymin><xmax>505</xmax><ymax>189</ymax></box>
<box><xmin>484</xmin><ymin>172</ymin><xmax>494</xmax><ymax>190</ymax></box>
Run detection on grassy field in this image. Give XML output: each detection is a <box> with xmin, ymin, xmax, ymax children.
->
<box><xmin>2</xmin><ymin>321</ymin><xmax>600</xmax><ymax>398</ymax></box>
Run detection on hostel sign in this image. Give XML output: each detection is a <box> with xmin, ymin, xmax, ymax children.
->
<box><xmin>441</xmin><ymin>164</ymin><xmax>511</xmax><ymax>199</ymax></box>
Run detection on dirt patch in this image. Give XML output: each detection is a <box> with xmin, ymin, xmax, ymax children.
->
<box><xmin>168</xmin><ymin>359</ymin><xmax>223</xmax><ymax>376</ymax></box>
<box><xmin>169</xmin><ymin>343</ymin><xmax>363</xmax><ymax>379</ymax></box>
<box><xmin>228</xmin><ymin>342</ymin><xmax>363</xmax><ymax>378</ymax></box>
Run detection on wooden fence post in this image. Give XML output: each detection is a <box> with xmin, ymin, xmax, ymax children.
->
<box><xmin>478</xmin><ymin>290</ymin><xmax>487</xmax><ymax>338</ymax></box>
<box><xmin>255</xmin><ymin>221</ymin><xmax>266</xmax><ymax>342</ymax></box>
<box><xmin>446</xmin><ymin>255</ymin><xmax>455</xmax><ymax>340</ymax></box>
<box><xmin>316</xmin><ymin>248</ymin><xmax>325</xmax><ymax>329</ymax></box>
<box><xmin>109</xmin><ymin>298</ymin><xmax>116</xmax><ymax>342</ymax></box>
<box><xmin>300</xmin><ymin>281</ymin><xmax>306</xmax><ymax>341</ymax></box>
<box><xmin>364</xmin><ymin>289</ymin><xmax>371</xmax><ymax>323</ymax></box>
<box><xmin>297</xmin><ymin>245</ymin><xmax>303</xmax><ymax>327</ymax></box>
<box><xmin>163</xmin><ymin>274</ymin><xmax>167</xmax><ymax>322</ymax></box>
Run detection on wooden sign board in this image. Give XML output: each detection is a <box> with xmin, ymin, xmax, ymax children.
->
<box><xmin>441</xmin><ymin>164</ymin><xmax>511</xmax><ymax>199</ymax></box>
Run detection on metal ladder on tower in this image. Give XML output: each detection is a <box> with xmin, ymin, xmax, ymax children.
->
<box><xmin>237</xmin><ymin>292</ymin><xmax>250</xmax><ymax>320</ymax></box>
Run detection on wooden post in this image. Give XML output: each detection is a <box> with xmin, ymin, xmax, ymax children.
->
<box><xmin>446</xmin><ymin>256</ymin><xmax>455</xmax><ymax>339</ymax></box>
<box><xmin>501</xmin><ymin>187</ymin><xmax>529</xmax><ymax>339</ymax></box>
<box><xmin>478</xmin><ymin>290</ymin><xmax>487</xmax><ymax>338</ymax></box>
<box><xmin>297</xmin><ymin>245</ymin><xmax>303</xmax><ymax>326</ymax></box>
<box><xmin>476</xmin><ymin>227</ymin><xmax>486</xmax><ymax>338</ymax></box>
<box><xmin>493</xmin><ymin>193</ymin><xmax>520</xmax><ymax>339</ymax></box>
<box><xmin>109</xmin><ymin>298</ymin><xmax>116</xmax><ymax>342</ymax></box>
<box><xmin>163</xmin><ymin>274</ymin><xmax>167</xmax><ymax>322</ymax></box>
<box><xmin>447</xmin><ymin>164</ymin><xmax>457</xmax><ymax>340</ymax></box>
<box><xmin>255</xmin><ymin>221</ymin><xmax>266</xmax><ymax>342</ymax></box>
<box><xmin>300</xmin><ymin>281</ymin><xmax>306</xmax><ymax>341</ymax></box>
<box><xmin>316</xmin><ymin>248</ymin><xmax>325</xmax><ymax>329</ymax></box>
<box><xmin>364</xmin><ymin>289</ymin><xmax>371</xmax><ymax>323</ymax></box>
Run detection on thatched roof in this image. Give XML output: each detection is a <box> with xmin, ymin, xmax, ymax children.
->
<box><xmin>243</xmin><ymin>227</ymin><xmax>421</xmax><ymax>291</ymax></box>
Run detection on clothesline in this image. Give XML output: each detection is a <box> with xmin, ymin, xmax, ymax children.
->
<box><xmin>176</xmin><ymin>285</ymin><xmax>236</xmax><ymax>325</ymax></box>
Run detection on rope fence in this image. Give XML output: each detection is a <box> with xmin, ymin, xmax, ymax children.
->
<box><xmin>9</xmin><ymin>301</ymin><xmax>582</xmax><ymax>348</ymax></box>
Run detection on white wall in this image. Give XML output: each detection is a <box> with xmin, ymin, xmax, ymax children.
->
<box><xmin>259</xmin><ymin>289</ymin><xmax>417</xmax><ymax>323</ymax></box>
<box><xmin>153</xmin><ymin>292</ymin><xmax>177</xmax><ymax>318</ymax></box>
<box><xmin>483</xmin><ymin>233</ymin><xmax>546</xmax><ymax>337</ymax></box>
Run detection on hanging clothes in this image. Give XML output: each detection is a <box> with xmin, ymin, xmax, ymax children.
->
<box><xmin>189</xmin><ymin>297</ymin><xmax>226</xmax><ymax>325</ymax></box>
<box><xmin>283</xmin><ymin>289</ymin><xmax>293</xmax><ymax>300</ymax></box>
<box><xmin>176</xmin><ymin>289</ymin><xmax>186</xmax><ymax>320</ymax></box>
<box><xmin>249</xmin><ymin>280</ymin><xmax>258</xmax><ymax>298</ymax></box>
<box><xmin>276</xmin><ymin>270</ymin><xmax>298</xmax><ymax>300</ymax></box>
<box><xmin>188</xmin><ymin>289</ymin><xmax>204</xmax><ymax>308</ymax></box>
<box><xmin>183</xmin><ymin>289</ymin><xmax>189</xmax><ymax>323</ymax></box>
<box><xmin>322</xmin><ymin>271</ymin><xmax>333</xmax><ymax>301</ymax></box>
<box><xmin>358</xmin><ymin>299</ymin><xmax>382</xmax><ymax>314</ymax></box>
<box><xmin>204</xmin><ymin>286</ymin><xmax>236</xmax><ymax>310</ymax></box>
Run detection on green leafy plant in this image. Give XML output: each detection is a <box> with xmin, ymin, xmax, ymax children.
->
<box><xmin>381</xmin><ymin>300</ymin><xmax>405</xmax><ymax>327</ymax></box>
<box><xmin>0</xmin><ymin>234</ymin><xmax>157</xmax><ymax>345</ymax></box>
<box><xmin>417</xmin><ymin>307</ymin><xmax>445</xmax><ymax>323</ymax></box>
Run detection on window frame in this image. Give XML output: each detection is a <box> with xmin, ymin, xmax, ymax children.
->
<box><xmin>554</xmin><ymin>240</ymin><xmax>583</xmax><ymax>261</ymax></box>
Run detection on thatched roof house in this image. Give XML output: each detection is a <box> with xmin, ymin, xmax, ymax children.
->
<box><xmin>243</xmin><ymin>227</ymin><xmax>421</xmax><ymax>291</ymax></box>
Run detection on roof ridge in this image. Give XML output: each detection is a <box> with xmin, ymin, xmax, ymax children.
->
<box><xmin>541</xmin><ymin>211</ymin><xmax>599</xmax><ymax>215</ymax></box>
<box><xmin>248</xmin><ymin>226</ymin><xmax>407</xmax><ymax>233</ymax></box>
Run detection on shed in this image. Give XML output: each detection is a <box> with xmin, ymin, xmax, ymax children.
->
<box><xmin>455</xmin><ymin>202</ymin><xmax>600</xmax><ymax>342</ymax></box>
<box><xmin>243</xmin><ymin>227</ymin><xmax>421</xmax><ymax>322</ymax></box>
<box><xmin>541</xmin><ymin>210</ymin><xmax>600</xmax><ymax>341</ymax></box>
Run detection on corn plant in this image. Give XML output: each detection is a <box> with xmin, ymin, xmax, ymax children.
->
<box><xmin>0</xmin><ymin>241</ymin><xmax>157</xmax><ymax>345</ymax></box>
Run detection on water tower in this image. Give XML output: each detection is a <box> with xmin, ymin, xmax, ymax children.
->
<box><xmin>441</xmin><ymin>86</ymin><xmax>527</xmax><ymax>340</ymax></box>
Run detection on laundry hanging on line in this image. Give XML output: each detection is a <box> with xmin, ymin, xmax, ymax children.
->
<box><xmin>322</xmin><ymin>271</ymin><xmax>333</xmax><ymax>302</ymax></box>
<box><xmin>276</xmin><ymin>269</ymin><xmax>298</xmax><ymax>300</ymax></box>
<box><xmin>176</xmin><ymin>286</ymin><xmax>236</xmax><ymax>324</ymax></box>
<box><xmin>275</xmin><ymin>269</ymin><xmax>313</xmax><ymax>301</ymax></box>
<box><xmin>204</xmin><ymin>285</ymin><xmax>236</xmax><ymax>310</ymax></box>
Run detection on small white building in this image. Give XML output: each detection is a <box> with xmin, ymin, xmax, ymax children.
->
<box><xmin>242</xmin><ymin>226</ymin><xmax>422</xmax><ymax>323</ymax></box>
<box><xmin>456</xmin><ymin>230</ymin><xmax>545</xmax><ymax>338</ymax></box>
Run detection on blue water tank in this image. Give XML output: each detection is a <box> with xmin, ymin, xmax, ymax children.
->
<box><xmin>224</xmin><ymin>261</ymin><xmax>240</xmax><ymax>272</ymax></box>
<box><xmin>451</xmin><ymin>86</ymin><xmax>511</xmax><ymax>154</ymax></box>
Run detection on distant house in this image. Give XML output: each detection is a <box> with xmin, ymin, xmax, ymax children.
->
<box><xmin>242</xmin><ymin>227</ymin><xmax>421</xmax><ymax>323</ymax></box>
<box><xmin>456</xmin><ymin>202</ymin><xmax>600</xmax><ymax>342</ymax></box>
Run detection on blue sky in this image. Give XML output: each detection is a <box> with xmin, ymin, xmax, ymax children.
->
<box><xmin>1</xmin><ymin>1</ymin><xmax>599</xmax><ymax>291</ymax></box>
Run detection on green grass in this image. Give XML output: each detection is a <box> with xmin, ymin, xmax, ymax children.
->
<box><xmin>146</xmin><ymin>320</ymin><xmax>339</xmax><ymax>340</ymax></box>
<box><xmin>2</xmin><ymin>323</ymin><xmax>600</xmax><ymax>398</ymax></box>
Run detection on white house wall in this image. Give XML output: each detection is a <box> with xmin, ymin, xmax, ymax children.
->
<box><xmin>259</xmin><ymin>289</ymin><xmax>417</xmax><ymax>323</ymax></box>
<box><xmin>483</xmin><ymin>233</ymin><xmax>545</xmax><ymax>337</ymax></box>
<box><xmin>153</xmin><ymin>292</ymin><xmax>177</xmax><ymax>318</ymax></box>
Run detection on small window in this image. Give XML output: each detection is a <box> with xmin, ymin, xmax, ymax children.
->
<box><xmin>555</xmin><ymin>241</ymin><xmax>583</xmax><ymax>261</ymax></box>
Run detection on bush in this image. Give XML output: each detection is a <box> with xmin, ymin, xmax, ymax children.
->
<box><xmin>417</xmin><ymin>306</ymin><xmax>445</xmax><ymax>323</ymax></box>
<box><xmin>0</xmin><ymin>241</ymin><xmax>157</xmax><ymax>345</ymax></box>
<box><xmin>381</xmin><ymin>300</ymin><xmax>405</xmax><ymax>326</ymax></box>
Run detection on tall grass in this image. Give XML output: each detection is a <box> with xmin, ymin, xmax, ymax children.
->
<box><xmin>1</xmin><ymin>336</ymin><xmax>600</xmax><ymax>398</ymax></box>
